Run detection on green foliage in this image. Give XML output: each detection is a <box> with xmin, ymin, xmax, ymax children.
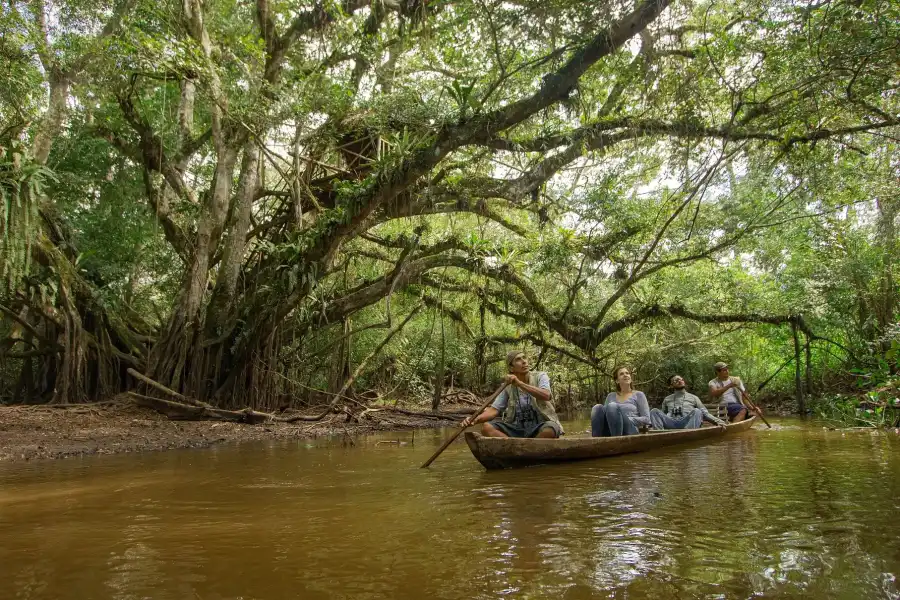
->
<box><xmin>3</xmin><ymin>0</ymin><xmax>898</xmax><ymax>408</ymax></box>
<box><xmin>813</xmin><ymin>393</ymin><xmax>900</xmax><ymax>428</ymax></box>
<box><xmin>0</xmin><ymin>145</ymin><xmax>56</xmax><ymax>294</ymax></box>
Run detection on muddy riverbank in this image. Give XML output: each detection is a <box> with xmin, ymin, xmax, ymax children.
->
<box><xmin>0</xmin><ymin>398</ymin><xmax>469</xmax><ymax>462</ymax></box>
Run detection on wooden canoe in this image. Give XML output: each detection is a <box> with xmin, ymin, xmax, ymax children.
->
<box><xmin>464</xmin><ymin>417</ymin><xmax>757</xmax><ymax>469</ymax></box>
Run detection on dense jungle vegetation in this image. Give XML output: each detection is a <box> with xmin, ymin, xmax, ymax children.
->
<box><xmin>1</xmin><ymin>0</ymin><xmax>897</xmax><ymax>424</ymax></box>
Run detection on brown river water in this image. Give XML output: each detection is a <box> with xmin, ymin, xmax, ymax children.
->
<box><xmin>1</xmin><ymin>417</ymin><xmax>899</xmax><ymax>600</ymax></box>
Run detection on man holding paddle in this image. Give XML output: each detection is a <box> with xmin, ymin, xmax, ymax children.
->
<box><xmin>708</xmin><ymin>361</ymin><xmax>762</xmax><ymax>423</ymax></box>
<box><xmin>459</xmin><ymin>350</ymin><xmax>563</xmax><ymax>438</ymax></box>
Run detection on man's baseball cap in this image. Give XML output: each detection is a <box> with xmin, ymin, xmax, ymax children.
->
<box><xmin>713</xmin><ymin>361</ymin><xmax>728</xmax><ymax>370</ymax></box>
<box><xmin>506</xmin><ymin>350</ymin><xmax>526</xmax><ymax>368</ymax></box>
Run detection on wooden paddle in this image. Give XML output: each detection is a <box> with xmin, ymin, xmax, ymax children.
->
<box><xmin>728</xmin><ymin>376</ymin><xmax>771</xmax><ymax>429</ymax></box>
<box><xmin>740</xmin><ymin>391</ymin><xmax>772</xmax><ymax>429</ymax></box>
<box><xmin>420</xmin><ymin>383</ymin><xmax>508</xmax><ymax>468</ymax></box>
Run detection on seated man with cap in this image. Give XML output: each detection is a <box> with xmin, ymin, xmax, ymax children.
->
<box><xmin>460</xmin><ymin>350</ymin><xmax>563</xmax><ymax>438</ymax></box>
<box><xmin>651</xmin><ymin>374</ymin><xmax>727</xmax><ymax>430</ymax></box>
<box><xmin>708</xmin><ymin>361</ymin><xmax>754</xmax><ymax>422</ymax></box>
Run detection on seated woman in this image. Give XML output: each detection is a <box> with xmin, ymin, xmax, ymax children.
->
<box><xmin>591</xmin><ymin>366</ymin><xmax>651</xmax><ymax>437</ymax></box>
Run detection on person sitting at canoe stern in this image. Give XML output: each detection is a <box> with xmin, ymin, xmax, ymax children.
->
<box><xmin>591</xmin><ymin>366</ymin><xmax>651</xmax><ymax>437</ymax></box>
<box><xmin>459</xmin><ymin>350</ymin><xmax>563</xmax><ymax>439</ymax></box>
<box><xmin>708</xmin><ymin>361</ymin><xmax>761</xmax><ymax>423</ymax></box>
<box><xmin>650</xmin><ymin>374</ymin><xmax>727</xmax><ymax>430</ymax></box>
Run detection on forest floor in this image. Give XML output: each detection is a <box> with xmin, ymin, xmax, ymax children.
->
<box><xmin>0</xmin><ymin>397</ymin><xmax>473</xmax><ymax>462</ymax></box>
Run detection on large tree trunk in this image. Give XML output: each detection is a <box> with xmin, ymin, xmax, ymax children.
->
<box><xmin>32</xmin><ymin>72</ymin><xmax>70</xmax><ymax>165</ymax></box>
<box><xmin>149</xmin><ymin>146</ymin><xmax>238</xmax><ymax>391</ymax></box>
<box><xmin>206</xmin><ymin>142</ymin><xmax>260</xmax><ymax>336</ymax></box>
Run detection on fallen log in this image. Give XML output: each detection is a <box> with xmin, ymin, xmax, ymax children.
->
<box><xmin>277</xmin><ymin>411</ymin><xmax>340</xmax><ymax>422</ymax></box>
<box><xmin>126</xmin><ymin>392</ymin><xmax>270</xmax><ymax>424</ymax></box>
<box><xmin>127</xmin><ymin>369</ymin><xmax>211</xmax><ymax>409</ymax></box>
<box><xmin>127</xmin><ymin>392</ymin><xmax>337</xmax><ymax>424</ymax></box>
<box><xmin>126</xmin><ymin>387</ymin><xmax>472</xmax><ymax>426</ymax></box>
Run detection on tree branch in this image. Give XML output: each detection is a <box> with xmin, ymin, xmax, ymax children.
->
<box><xmin>265</xmin><ymin>0</ymin><xmax>374</xmax><ymax>83</ymax></box>
<box><xmin>454</xmin><ymin>0</ymin><xmax>673</xmax><ymax>140</ymax></box>
<box><xmin>140</xmin><ymin>168</ymin><xmax>192</xmax><ymax>260</ymax></box>
<box><xmin>381</xmin><ymin>193</ymin><xmax>531</xmax><ymax>237</ymax></box>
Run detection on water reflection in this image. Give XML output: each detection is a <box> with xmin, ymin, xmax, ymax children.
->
<box><xmin>0</xmin><ymin>421</ymin><xmax>898</xmax><ymax>599</ymax></box>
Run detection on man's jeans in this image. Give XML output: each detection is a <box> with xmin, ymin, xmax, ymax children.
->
<box><xmin>649</xmin><ymin>407</ymin><xmax>703</xmax><ymax>430</ymax></box>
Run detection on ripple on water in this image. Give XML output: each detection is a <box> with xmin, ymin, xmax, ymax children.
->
<box><xmin>1</xmin><ymin>420</ymin><xmax>899</xmax><ymax>600</ymax></box>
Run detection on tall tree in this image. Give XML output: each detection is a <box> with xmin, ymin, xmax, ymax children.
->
<box><xmin>1</xmin><ymin>0</ymin><xmax>896</xmax><ymax>406</ymax></box>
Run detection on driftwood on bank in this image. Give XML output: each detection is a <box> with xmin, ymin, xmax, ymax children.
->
<box><xmin>126</xmin><ymin>392</ymin><xmax>272</xmax><ymax>423</ymax></box>
<box><xmin>125</xmin><ymin>366</ymin><xmax>479</xmax><ymax>425</ymax></box>
<box><xmin>127</xmin><ymin>368</ymin><xmax>211</xmax><ymax>408</ymax></box>
<box><xmin>126</xmin><ymin>370</ymin><xmax>334</xmax><ymax>423</ymax></box>
<box><xmin>126</xmin><ymin>391</ymin><xmax>476</xmax><ymax>425</ymax></box>
<box><xmin>125</xmin><ymin>392</ymin><xmax>345</xmax><ymax>424</ymax></box>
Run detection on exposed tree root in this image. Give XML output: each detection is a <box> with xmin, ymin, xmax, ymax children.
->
<box><xmin>124</xmin><ymin>389</ymin><xmax>475</xmax><ymax>426</ymax></box>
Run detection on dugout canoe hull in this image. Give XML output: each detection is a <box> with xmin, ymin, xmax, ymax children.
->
<box><xmin>464</xmin><ymin>417</ymin><xmax>757</xmax><ymax>470</ymax></box>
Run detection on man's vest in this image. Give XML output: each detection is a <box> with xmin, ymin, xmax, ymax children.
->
<box><xmin>503</xmin><ymin>371</ymin><xmax>564</xmax><ymax>433</ymax></box>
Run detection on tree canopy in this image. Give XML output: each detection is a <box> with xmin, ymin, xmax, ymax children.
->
<box><xmin>1</xmin><ymin>0</ymin><xmax>897</xmax><ymax>411</ymax></box>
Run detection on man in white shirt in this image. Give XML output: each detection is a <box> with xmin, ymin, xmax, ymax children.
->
<box><xmin>708</xmin><ymin>361</ymin><xmax>755</xmax><ymax>422</ymax></box>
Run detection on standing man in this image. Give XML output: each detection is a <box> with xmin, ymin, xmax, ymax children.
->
<box><xmin>651</xmin><ymin>374</ymin><xmax>727</xmax><ymax>430</ymax></box>
<box><xmin>708</xmin><ymin>362</ymin><xmax>756</xmax><ymax>422</ymax></box>
<box><xmin>460</xmin><ymin>350</ymin><xmax>563</xmax><ymax>438</ymax></box>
